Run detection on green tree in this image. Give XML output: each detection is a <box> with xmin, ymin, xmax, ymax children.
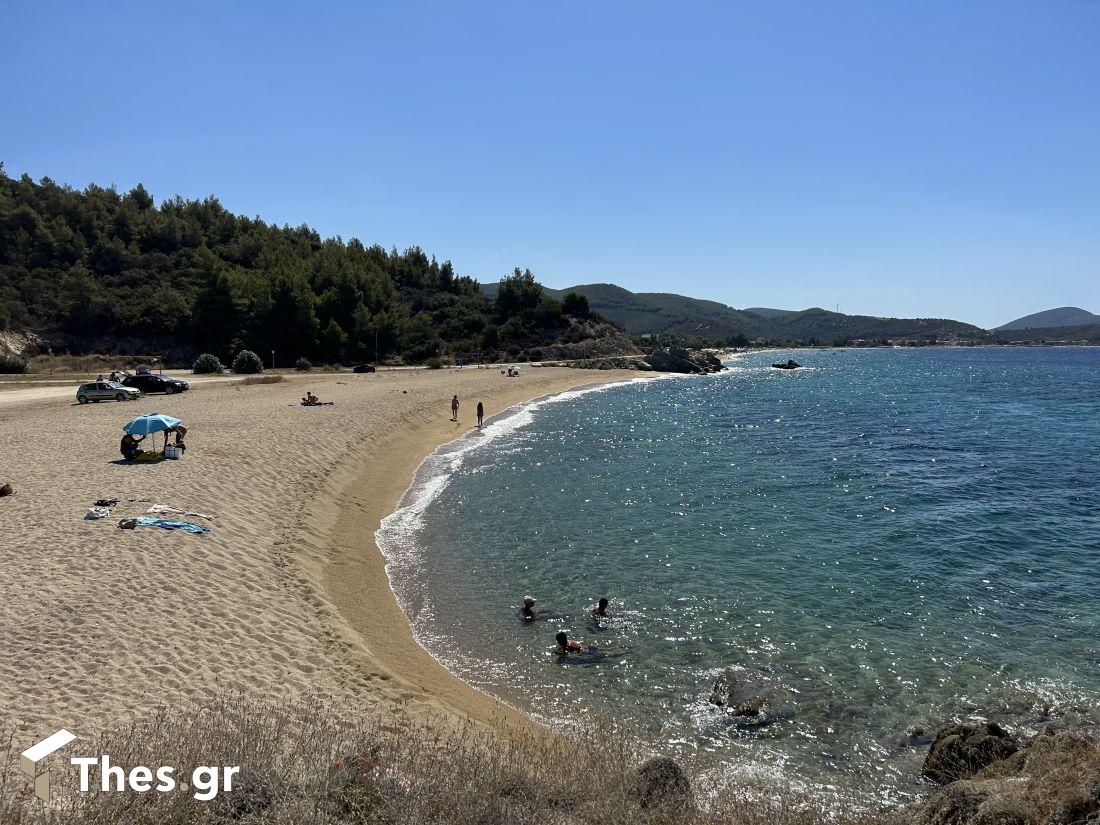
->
<box><xmin>320</xmin><ymin>318</ymin><xmax>348</xmax><ymax>363</ymax></box>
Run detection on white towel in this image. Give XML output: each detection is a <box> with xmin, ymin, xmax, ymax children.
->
<box><xmin>147</xmin><ymin>504</ymin><xmax>216</xmax><ymax>521</ymax></box>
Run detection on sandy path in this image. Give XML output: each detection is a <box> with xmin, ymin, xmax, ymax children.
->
<box><xmin>0</xmin><ymin>371</ymin><xmax>313</xmax><ymax>410</ymax></box>
<box><xmin>0</xmin><ymin>366</ymin><xmax>637</xmax><ymax>743</ymax></box>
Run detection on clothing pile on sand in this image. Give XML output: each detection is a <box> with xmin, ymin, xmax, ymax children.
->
<box><xmin>82</xmin><ymin>497</ymin><xmax>215</xmax><ymax>535</ymax></box>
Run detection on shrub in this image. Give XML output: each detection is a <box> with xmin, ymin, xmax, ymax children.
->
<box><xmin>295</xmin><ymin>357</ymin><xmax>313</xmax><ymax>372</ymax></box>
<box><xmin>425</xmin><ymin>357</ymin><xmax>443</xmax><ymax>370</ymax></box>
<box><xmin>232</xmin><ymin>349</ymin><xmax>264</xmax><ymax>374</ymax></box>
<box><xmin>0</xmin><ymin>354</ymin><xmax>28</xmax><ymax>374</ymax></box>
<box><xmin>192</xmin><ymin>353</ymin><xmax>224</xmax><ymax>374</ymax></box>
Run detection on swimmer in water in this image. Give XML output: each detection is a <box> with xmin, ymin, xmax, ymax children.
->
<box><xmin>555</xmin><ymin>631</ymin><xmax>582</xmax><ymax>657</ymax></box>
<box><xmin>520</xmin><ymin>596</ymin><xmax>551</xmax><ymax>622</ymax></box>
<box><xmin>591</xmin><ymin>597</ymin><xmax>612</xmax><ymax>620</ymax></box>
<box><xmin>555</xmin><ymin>630</ymin><xmax>601</xmax><ymax>658</ymax></box>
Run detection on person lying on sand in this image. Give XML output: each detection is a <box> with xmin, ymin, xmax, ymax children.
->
<box><xmin>520</xmin><ymin>596</ymin><xmax>552</xmax><ymax>622</ymax></box>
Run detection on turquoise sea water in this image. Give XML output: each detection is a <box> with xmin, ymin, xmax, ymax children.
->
<box><xmin>378</xmin><ymin>348</ymin><xmax>1100</xmax><ymax>803</ymax></box>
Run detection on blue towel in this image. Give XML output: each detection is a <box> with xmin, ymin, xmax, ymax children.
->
<box><xmin>135</xmin><ymin>516</ymin><xmax>209</xmax><ymax>534</ymax></box>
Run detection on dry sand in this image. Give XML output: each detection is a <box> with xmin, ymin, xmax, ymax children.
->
<box><xmin>0</xmin><ymin>367</ymin><xmax>638</xmax><ymax>743</ymax></box>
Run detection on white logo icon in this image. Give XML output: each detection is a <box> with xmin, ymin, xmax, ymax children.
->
<box><xmin>20</xmin><ymin>729</ymin><xmax>78</xmax><ymax>802</ymax></box>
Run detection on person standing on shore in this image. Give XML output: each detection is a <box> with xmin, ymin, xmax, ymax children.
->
<box><xmin>451</xmin><ymin>394</ymin><xmax>459</xmax><ymax>421</ymax></box>
<box><xmin>476</xmin><ymin>401</ymin><xmax>484</xmax><ymax>428</ymax></box>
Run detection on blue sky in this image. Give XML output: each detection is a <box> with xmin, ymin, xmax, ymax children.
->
<box><xmin>3</xmin><ymin>1</ymin><xmax>1097</xmax><ymax>328</ymax></box>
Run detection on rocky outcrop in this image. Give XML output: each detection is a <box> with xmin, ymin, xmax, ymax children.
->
<box><xmin>771</xmin><ymin>359</ymin><xmax>802</xmax><ymax>369</ymax></box>
<box><xmin>906</xmin><ymin>725</ymin><xmax>1100</xmax><ymax>825</ymax></box>
<box><xmin>627</xmin><ymin>756</ymin><xmax>694</xmax><ymax>811</ymax></box>
<box><xmin>922</xmin><ymin>723</ymin><xmax>1019</xmax><ymax>784</ymax></box>
<box><xmin>644</xmin><ymin>347</ymin><xmax>724</xmax><ymax>374</ymax></box>
<box><xmin>563</xmin><ymin>347</ymin><xmax>724</xmax><ymax>374</ymax></box>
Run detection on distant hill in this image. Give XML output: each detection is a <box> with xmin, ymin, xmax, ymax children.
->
<box><xmin>990</xmin><ymin>323</ymin><xmax>1100</xmax><ymax>344</ymax></box>
<box><xmin>483</xmin><ymin>282</ymin><xmax>985</xmax><ymax>344</ymax></box>
<box><xmin>743</xmin><ymin>307</ymin><xmax>795</xmax><ymax>318</ymax></box>
<box><xmin>996</xmin><ymin>307</ymin><xmax>1100</xmax><ymax>331</ymax></box>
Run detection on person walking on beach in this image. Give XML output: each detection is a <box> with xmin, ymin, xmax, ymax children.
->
<box><xmin>451</xmin><ymin>394</ymin><xmax>460</xmax><ymax>421</ymax></box>
<box><xmin>476</xmin><ymin>401</ymin><xmax>484</xmax><ymax>428</ymax></box>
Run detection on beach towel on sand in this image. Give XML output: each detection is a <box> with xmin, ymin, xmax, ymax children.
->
<box><xmin>148</xmin><ymin>504</ymin><xmax>216</xmax><ymax>521</ymax></box>
<box><xmin>118</xmin><ymin>516</ymin><xmax>209</xmax><ymax>534</ymax></box>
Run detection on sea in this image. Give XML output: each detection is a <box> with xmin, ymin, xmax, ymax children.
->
<box><xmin>376</xmin><ymin>347</ymin><xmax>1100</xmax><ymax>805</ymax></box>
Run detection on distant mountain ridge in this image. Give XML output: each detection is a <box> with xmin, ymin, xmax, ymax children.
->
<box><xmin>483</xmin><ymin>281</ymin><xmax>985</xmax><ymax>344</ymax></box>
<box><xmin>996</xmin><ymin>307</ymin><xmax>1100</xmax><ymax>331</ymax></box>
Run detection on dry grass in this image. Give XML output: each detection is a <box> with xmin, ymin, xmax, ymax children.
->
<box><xmin>0</xmin><ymin>699</ymin><xmax>886</xmax><ymax>825</ymax></box>
<box><xmin>237</xmin><ymin>375</ymin><xmax>286</xmax><ymax>386</ymax></box>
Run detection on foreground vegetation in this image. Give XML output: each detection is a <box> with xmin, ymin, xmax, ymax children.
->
<box><xmin>6</xmin><ymin>699</ymin><xmax>1098</xmax><ymax>823</ymax></box>
<box><xmin>1</xmin><ymin>700</ymin><xmax>884</xmax><ymax>825</ymax></box>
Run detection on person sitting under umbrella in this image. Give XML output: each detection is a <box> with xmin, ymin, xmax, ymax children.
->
<box><xmin>120</xmin><ymin>432</ymin><xmax>144</xmax><ymax>460</ymax></box>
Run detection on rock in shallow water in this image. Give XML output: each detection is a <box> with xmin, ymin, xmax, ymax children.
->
<box><xmin>708</xmin><ymin>669</ymin><xmax>796</xmax><ymax>725</ymax></box>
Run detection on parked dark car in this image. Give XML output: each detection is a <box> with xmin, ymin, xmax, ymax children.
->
<box><xmin>122</xmin><ymin>374</ymin><xmax>190</xmax><ymax>395</ymax></box>
<box><xmin>353</xmin><ymin>363</ymin><xmax>376</xmax><ymax>373</ymax></box>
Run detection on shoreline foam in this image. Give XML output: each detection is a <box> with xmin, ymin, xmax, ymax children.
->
<box><xmin>372</xmin><ymin>375</ymin><xmax>673</xmax><ymax>721</ymax></box>
<box><xmin>319</xmin><ymin>369</ymin><xmax>649</xmax><ymax>734</ymax></box>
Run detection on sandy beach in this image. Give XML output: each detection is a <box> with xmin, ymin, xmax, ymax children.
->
<box><xmin>0</xmin><ymin>366</ymin><xmax>637</xmax><ymax>743</ymax></box>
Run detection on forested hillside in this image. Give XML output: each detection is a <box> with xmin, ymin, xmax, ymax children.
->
<box><xmin>0</xmin><ymin>167</ymin><xmax>623</xmax><ymax>365</ymax></box>
<box><xmin>485</xmin><ymin>281</ymin><xmax>987</xmax><ymax>345</ymax></box>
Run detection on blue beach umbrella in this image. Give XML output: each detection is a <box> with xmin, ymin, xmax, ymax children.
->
<box><xmin>123</xmin><ymin>412</ymin><xmax>182</xmax><ymax>436</ymax></box>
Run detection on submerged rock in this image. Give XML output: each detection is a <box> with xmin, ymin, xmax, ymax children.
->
<box><xmin>708</xmin><ymin>670</ymin><xmax>795</xmax><ymax>724</ymax></box>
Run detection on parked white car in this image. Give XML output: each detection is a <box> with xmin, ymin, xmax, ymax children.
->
<box><xmin>76</xmin><ymin>381</ymin><xmax>141</xmax><ymax>404</ymax></box>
